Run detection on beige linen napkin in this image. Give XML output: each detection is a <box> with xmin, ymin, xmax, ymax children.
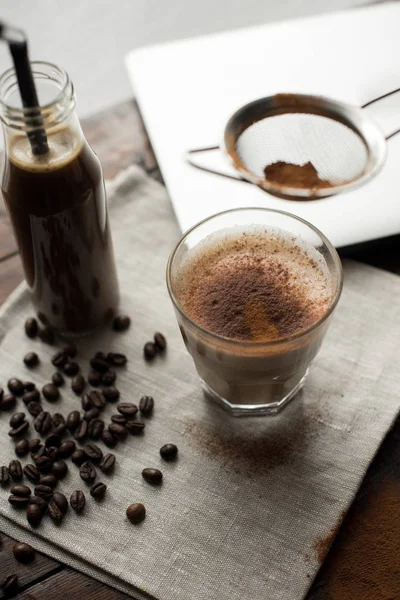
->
<box><xmin>0</xmin><ymin>166</ymin><xmax>399</xmax><ymax>600</ymax></box>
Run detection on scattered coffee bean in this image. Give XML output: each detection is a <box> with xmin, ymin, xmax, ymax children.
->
<box><xmin>45</xmin><ymin>433</ymin><xmax>61</xmax><ymax>448</ymax></box>
<box><xmin>139</xmin><ymin>395</ymin><xmax>154</xmax><ymax>416</ymax></box>
<box><xmin>52</xmin><ymin>413</ymin><xmax>66</xmax><ymax>435</ymax></box>
<box><xmin>66</xmin><ymin>410</ymin><xmax>81</xmax><ymax>432</ymax></box>
<box><xmin>23</xmin><ymin>464</ymin><xmax>40</xmax><ymax>483</ymax></box>
<box><xmin>102</xmin><ymin>387</ymin><xmax>120</xmax><ymax>402</ymax></box>
<box><xmin>144</xmin><ymin>342</ymin><xmax>157</xmax><ymax>361</ymax></box>
<box><xmin>9</xmin><ymin>494</ymin><xmax>30</xmax><ymax>506</ymax></box>
<box><xmin>83</xmin><ymin>408</ymin><xmax>100</xmax><ymax>422</ymax></box>
<box><xmin>58</xmin><ymin>440</ymin><xmax>76</xmax><ymax>458</ymax></box>
<box><xmin>90</xmin><ymin>482</ymin><xmax>107</xmax><ymax>499</ymax></box>
<box><xmin>39</xmin><ymin>475</ymin><xmax>58</xmax><ymax>489</ymax></box>
<box><xmin>23</xmin><ymin>381</ymin><xmax>36</xmax><ymax>392</ymax></box>
<box><xmin>34</xmin><ymin>484</ymin><xmax>53</xmax><ymax>500</ymax></box>
<box><xmin>113</xmin><ymin>314</ymin><xmax>131</xmax><ymax>332</ymax></box>
<box><xmin>154</xmin><ymin>332</ymin><xmax>167</xmax><ymax>351</ymax></box>
<box><xmin>84</xmin><ymin>443</ymin><xmax>103</xmax><ymax>462</ymax></box>
<box><xmin>117</xmin><ymin>402</ymin><xmax>138</xmax><ymax>417</ymax></box>
<box><xmin>63</xmin><ymin>361</ymin><xmax>80</xmax><ymax>376</ymax></box>
<box><xmin>107</xmin><ymin>352</ymin><xmax>127</xmax><ymax>367</ymax></box>
<box><xmin>108</xmin><ymin>422</ymin><xmax>127</xmax><ymax>440</ymax></box>
<box><xmin>42</xmin><ymin>383</ymin><xmax>60</xmax><ymax>402</ymax></box>
<box><xmin>71</xmin><ymin>449</ymin><xmax>86</xmax><ymax>465</ymax></box>
<box><xmin>111</xmin><ymin>414</ymin><xmax>126</xmax><ymax>425</ymax></box>
<box><xmin>71</xmin><ymin>374</ymin><xmax>86</xmax><ymax>395</ymax></box>
<box><xmin>13</xmin><ymin>542</ymin><xmax>35</xmax><ymax>564</ymax></box>
<box><xmin>28</xmin><ymin>401</ymin><xmax>43</xmax><ymax>417</ymax></box>
<box><xmin>25</xmin><ymin>317</ymin><xmax>38</xmax><ymax>339</ymax></box>
<box><xmin>63</xmin><ymin>342</ymin><xmax>77</xmax><ymax>357</ymax></box>
<box><xmin>14</xmin><ymin>439</ymin><xmax>29</xmax><ymax>457</ymax></box>
<box><xmin>51</xmin><ymin>460</ymin><xmax>68</xmax><ymax>479</ymax></box>
<box><xmin>9</xmin><ymin>412</ymin><xmax>26</xmax><ymax>428</ymax></box>
<box><xmin>70</xmin><ymin>490</ymin><xmax>85</xmax><ymax>513</ymax></box>
<box><xmin>46</xmin><ymin>447</ymin><xmax>59</xmax><ymax>461</ymax></box>
<box><xmin>80</xmin><ymin>461</ymin><xmax>96</xmax><ymax>483</ymax></box>
<box><xmin>99</xmin><ymin>453</ymin><xmax>115</xmax><ymax>473</ymax></box>
<box><xmin>88</xmin><ymin>370</ymin><xmax>102</xmax><ymax>386</ymax></box>
<box><xmin>0</xmin><ymin>466</ymin><xmax>10</xmax><ymax>485</ymax></box>
<box><xmin>23</xmin><ymin>352</ymin><xmax>39</xmax><ymax>368</ymax></box>
<box><xmin>51</xmin><ymin>351</ymin><xmax>67</xmax><ymax>369</ymax></box>
<box><xmin>34</xmin><ymin>411</ymin><xmax>52</xmax><ymax>434</ymax></box>
<box><xmin>9</xmin><ymin>421</ymin><xmax>29</xmax><ymax>438</ymax></box>
<box><xmin>95</xmin><ymin>351</ymin><xmax>107</xmax><ymax>361</ymax></box>
<box><xmin>126</xmin><ymin>503</ymin><xmax>146</xmax><ymax>524</ymax></box>
<box><xmin>125</xmin><ymin>420</ymin><xmax>145</xmax><ymax>435</ymax></box>
<box><xmin>8</xmin><ymin>378</ymin><xmax>24</xmax><ymax>396</ymax></box>
<box><xmin>38</xmin><ymin>326</ymin><xmax>55</xmax><ymax>345</ymax></box>
<box><xmin>32</xmin><ymin>445</ymin><xmax>46</xmax><ymax>461</ymax></box>
<box><xmin>28</xmin><ymin>438</ymin><xmax>41</xmax><ymax>452</ymax></box>
<box><xmin>27</xmin><ymin>502</ymin><xmax>43</xmax><ymax>527</ymax></box>
<box><xmin>9</xmin><ymin>460</ymin><xmax>23</xmax><ymax>481</ymax></box>
<box><xmin>142</xmin><ymin>468</ymin><xmax>163</xmax><ymax>485</ymax></box>
<box><xmin>101</xmin><ymin>430</ymin><xmax>117</xmax><ymax>448</ymax></box>
<box><xmin>48</xmin><ymin>500</ymin><xmax>63</xmax><ymax>524</ymax></box>
<box><xmin>36</xmin><ymin>456</ymin><xmax>53</xmax><ymax>473</ymax></box>
<box><xmin>74</xmin><ymin>419</ymin><xmax>88</xmax><ymax>441</ymax></box>
<box><xmin>29</xmin><ymin>494</ymin><xmax>48</xmax><ymax>511</ymax></box>
<box><xmin>102</xmin><ymin>369</ymin><xmax>116</xmax><ymax>386</ymax></box>
<box><xmin>88</xmin><ymin>418</ymin><xmax>104</xmax><ymax>439</ymax></box>
<box><xmin>1</xmin><ymin>574</ymin><xmax>19</xmax><ymax>595</ymax></box>
<box><xmin>52</xmin><ymin>491</ymin><xmax>68</xmax><ymax>514</ymax></box>
<box><xmin>52</xmin><ymin>371</ymin><xmax>65</xmax><ymax>387</ymax></box>
<box><xmin>23</xmin><ymin>389</ymin><xmax>41</xmax><ymax>405</ymax></box>
<box><xmin>90</xmin><ymin>357</ymin><xmax>109</xmax><ymax>373</ymax></box>
<box><xmin>10</xmin><ymin>484</ymin><xmax>31</xmax><ymax>497</ymax></box>
<box><xmin>1</xmin><ymin>393</ymin><xmax>16</xmax><ymax>410</ymax></box>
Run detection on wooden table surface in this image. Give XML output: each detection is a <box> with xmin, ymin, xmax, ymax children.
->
<box><xmin>0</xmin><ymin>100</ymin><xmax>398</xmax><ymax>599</ymax></box>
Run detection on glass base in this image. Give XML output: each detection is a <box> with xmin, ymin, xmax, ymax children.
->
<box><xmin>200</xmin><ymin>370</ymin><xmax>308</xmax><ymax>417</ymax></box>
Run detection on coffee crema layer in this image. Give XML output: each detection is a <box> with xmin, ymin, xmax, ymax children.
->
<box><xmin>174</xmin><ymin>227</ymin><xmax>332</xmax><ymax>342</ymax></box>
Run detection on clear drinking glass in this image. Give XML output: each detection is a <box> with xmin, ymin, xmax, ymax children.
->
<box><xmin>167</xmin><ymin>208</ymin><xmax>342</xmax><ymax>417</ymax></box>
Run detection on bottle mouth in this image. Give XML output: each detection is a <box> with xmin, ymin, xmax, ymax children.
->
<box><xmin>0</xmin><ymin>61</ymin><xmax>75</xmax><ymax>131</ymax></box>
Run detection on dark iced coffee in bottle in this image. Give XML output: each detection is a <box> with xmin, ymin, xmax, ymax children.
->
<box><xmin>0</xmin><ymin>62</ymin><xmax>119</xmax><ymax>335</ymax></box>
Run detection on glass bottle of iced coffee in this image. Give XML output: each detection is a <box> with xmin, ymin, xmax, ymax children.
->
<box><xmin>0</xmin><ymin>62</ymin><xmax>119</xmax><ymax>335</ymax></box>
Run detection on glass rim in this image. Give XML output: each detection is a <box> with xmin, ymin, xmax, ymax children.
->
<box><xmin>166</xmin><ymin>207</ymin><xmax>343</xmax><ymax>348</ymax></box>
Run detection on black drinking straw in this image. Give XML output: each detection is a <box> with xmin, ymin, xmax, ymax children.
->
<box><xmin>0</xmin><ymin>22</ymin><xmax>48</xmax><ymax>155</ymax></box>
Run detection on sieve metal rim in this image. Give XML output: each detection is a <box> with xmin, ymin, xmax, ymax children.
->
<box><xmin>222</xmin><ymin>93</ymin><xmax>387</xmax><ymax>200</ymax></box>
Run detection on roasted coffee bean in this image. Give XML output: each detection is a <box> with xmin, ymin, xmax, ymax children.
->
<box><xmin>63</xmin><ymin>361</ymin><xmax>80</xmax><ymax>377</ymax></box>
<box><xmin>9</xmin><ymin>495</ymin><xmax>30</xmax><ymax>506</ymax></box>
<box><xmin>0</xmin><ymin>466</ymin><xmax>10</xmax><ymax>485</ymax></box>
<box><xmin>80</xmin><ymin>461</ymin><xmax>96</xmax><ymax>483</ymax></box>
<box><xmin>88</xmin><ymin>418</ymin><xmax>104</xmax><ymax>439</ymax></box>
<box><xmin>71</xmin><ymin>449</ymin><xmax>86</xmax><ymax>465</ymax></box>
<box><xmin>13</xmin><ymin>542</ymin><xmax>35</xmax><ymax>564</ymax></box>
<box><xmin>101</xmin><ymin>430</ymin><xmax>117</xmax><ymax>448</ymax></box>
<box><xmin>102</xmin><ymin>369</ymin><xmax>116</xmax><ymax>386</ymax></box>
<box><xmin>111</xmin><ymin>414</ymin><xmax>126</xmax><ymax>425</ymax></box>
<box><xmin>46</xmin><ymin>447</ymin><xmax>59</xmax><ymax>461</ymax></box>
<box><xmin>1</xmin><ymin>393</ymin><xmax>16</xmax><ymax>410</ymax></box>
<box><xmin>71</xmin><ymin>374</ymin><xmax>86</xmax><ymax>395</ymax></box>
<box><xmin>29</xmin><ymin>494</ymin><xmax>48</xmax><ymax>512</ymax></box>
<box><xmin>90</xmin><ymin>357</ymin><xmax>109</xmax><ymax>373</ymax></box>
<box><xmin>154</xmin><ymin>332</ymin><xmax>167</xmax><ymax>351</ymax></box>
<box><xmin>108</xmin><ymin>422</ymin><xmax>127</xmax><ymax>440</ymax></box>
<box><xmin>90</xmin><ymin>482</ymin><xmax>107</xmax><ymax>499</ymax></box>
<box><xmin>74</xmin><ymin>419</ymin><xmax>88</xmax><ymax>441</ymax></box>
<box><xmin>95</xmin><ymin>351</ymin><xmax>107</xmax><ymax>361</ymax></box>
<box><xmin>27</xmin><ymin>502</ymin><xmax>43</xmax><ymax>527</ymax></box>
<box><xmin>38</xmin><ymin>326</ymin><xmax>55</xmax><ymax>345</ymax></box>
<box><xmin>25</xmin><ymin>317</ymin><xmax>38</xmax><ymax>339</ymax></box>
<box><xmin>107</xmin><ymin>352</ymin><xmax>127</xmax><ymax>367</ymax></box>
<box><xmin>83</xmin><ymin>408</ymin><xmax>99</xmax><ymax>423</ymax></box>
<box><xmin>45</xmin><ymin>433</ymin><xmax>61</xmax><ymax>448</ymax></box>
<box><xmin>58</xmin><ymin>440</ymin><xmax>76</xmax><ymax>458</ymax></box>
<box><xmin>103</xmin><ymin>387</ymin><xmax>120</xmax><ymax>402</ymax></box>
<box><xmin>52</xmin><ymin>491</ymin><xmax>68</xmax><ymax>514</ymax></box>
<box><xmin>52</xmin><ymin>413</ymin><xmax>66</xmax><ymax>435</ymax></box>
<box><xmin>9</xmin><ymin>412</ymin><xmax>26</xmax><ymax>428</ymax></box>
<box><xmin>70</xmin><ymin>490</ymin><xmax>85</xmax><ymax>513</ymax></box>
<box><xmin>84</xmin><ymin>390</ymin><xmax>105</xmax><ymax>409</ymax></box>
<box><xmin>52</xmin><ymin>371</ymin><xmax>65</xmax><ymax>387</ymax></box>
<box><xmin>125</xmin><ymin>420</ymin><xmax>145</xmax><ymax>435</ymax></box>
<box><xmin>23</xmin><ymin>352</ymin><xmax>39</xmax><ymax>368</ymax></box>
<box><xmin>23</xmin><ymin>381</ymin><xmax>36</xmax><ymax>392</ymax></box>
<box><xmin>63</xmin><ymin>341</ymin><xmax>77</xmax><ymax>357</ymax></box>
<box><xmin>14</xmin><ymin>439</ymin><xmax>29</xmax><ymax>457</ymax></box>
<box><xmin>126</xmin><ymin>503</ymin><xmax>146</xmax><ymax>524</ymax></box>
<box><xmin>99</xmin><ymin>453</ymin><xmax>115</xmax><ymax>473</ymax></box>
<box><xmin>23</xmin><ymin>389</ymin><xmax>41</xmax><ymax>405</ymax></box>
<box><xmin>34</xmin><ymin>411</ymin><xmax>52</xmax><ymax>434</ymax></box>
<box><xmin>66</xmin><ymin>410</ymin><xmax>81</xmax><ymax>432</ymax></box>
<box><xmin>84</xmin><ymin>443</ymin><xmax>103</xmax><ymax>462</ymax></box>
<box><xmin>23</xmin><ymin>464</ymin><xmax>40</xmax><ymax>483</ymax></box>
<box><xmin>139</xmin><ymin>395</ymin><xmax>154</xmax><ymax>416</ymax></box>
<box><xmin>34</xmin><ymin>484</ymin><xmax>53</xmax><ymax>500</ymax></box>
<box><xmin>9</xmin><ymin>460</ymin><xmax>23</xmax><ymax>481</ymax></box>
<box><xmin>142</xmin><ymin>468</ymin><xmax>163</xmax><ymax>485</ymax></box>
<box><xmin>113</xmin><ymin>314</ymin><xmax>131</xmax><ymax>332</ymax></box>
<box><xmin>144</xmin><ymin>342</ymin><xmax>157</xmax><ymax>361</ymax></box>
<box><xmin>51</xmin><ymin>351</ymin><xmax>68</xmax><ymax>368</ymax></box>
<box><xmin>36</xmin><ymin>456</ymin><xmax>53</xmax><ymax>473</ymax></box>
<box><xmin>1</xmin><ymin>574</ymin><xmax>19</xmax><ymax>595</ymax></box>
<box><xmin>32</xmin><ymin>445</ymin><xmax>46</xmax><ymax>461</ymax></box>
<box><xmin>28</xmin><ymin>438</ymin><xmax>41</xmax><ymax>452</ymax></box>
<box><xmin>88</xmin><ymin>370</ymin><xmax>102</xmax><ymax>386</ymax></box>
<box><xmin>10</xmin><ymin>484</ymin><xmax>31</xmax><ymax>497</ymax></box>
<box><xmin>9</xmin><ymin>421</ymin><xmax>29</xmax><ymax>438</ymax></box>
<box><xmin>117</xmin><ymin>403</ymin><xmax>138</xmax><ymax>417</ymax></box>
<box><xmin>48</xmin><ymin>500</ymin><xmax>63</xmax><ymax>524</ymax></box>
<box><xmin>39</xmin><ymin>474</ymin><xmax>58</xmax><ymax>489</ymax></box>
<box><xmin>42</xmin><ymin>383</ymin><xmax>60</xmax><ymax>402</ymax></box>
<box><xmin>51</xmin><ymin>460</ymin><xmax>68</xmax><ymax>479</ymax></box>
<box><xmin>28</xmin><ymin>401</ymin><xmax>43</xmax><ymax>417</ymax></box>
<box><xmin>5</xmin><ymin>381</ymin><xmax>21</xmax><ymax>399</ymax></box>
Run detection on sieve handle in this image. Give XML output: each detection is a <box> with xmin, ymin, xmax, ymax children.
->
<box><xmin>362</xmin><ymin>86</ymin><xmax>400</xmax><ymax>140</ymax></box>
<box><xmin>186</xmin><ymin>146</ymin><xmax>250</xmax><ymax>183</ymax></box>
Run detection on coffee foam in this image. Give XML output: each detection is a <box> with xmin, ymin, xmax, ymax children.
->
<box><xmin>174</xmin><ymin>225</ymin><xmax>332</xmax><ymax>342</ymax></box>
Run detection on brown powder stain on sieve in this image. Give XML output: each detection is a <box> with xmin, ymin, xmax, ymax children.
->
<box><xmin>264</xmin><ymin>161</ymin><xmax>332</xmax><ymax>189</ymax></box>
